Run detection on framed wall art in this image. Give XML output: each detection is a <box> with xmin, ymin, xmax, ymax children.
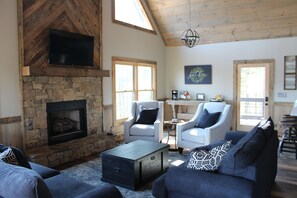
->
<box><xmin>284</xmin><ymin>56</ymin><xmax>297</xmax><ymax>90</ymax></box>
<box><xmin>184</xmin><ymin>65</ymin><xmax>212</xmax><ymax>84</ymax></box>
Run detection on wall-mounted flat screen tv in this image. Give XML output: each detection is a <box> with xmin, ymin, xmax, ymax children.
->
<box><xmin>49</xmin><ymin>29</ymin><xmax>94</xmax><ymax>66</ymax></box>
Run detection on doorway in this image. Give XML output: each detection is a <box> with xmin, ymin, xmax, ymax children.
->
<box><xmin>233</xmin><ymin>60</ymin><xmax>274</xmax><ymax>131</ymax></box>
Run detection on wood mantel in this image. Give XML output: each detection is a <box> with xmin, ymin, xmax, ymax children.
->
<box><xmin>22</xmin><ymin>66</ymin><xmax>109</xmax><ymax>77</ymax></box>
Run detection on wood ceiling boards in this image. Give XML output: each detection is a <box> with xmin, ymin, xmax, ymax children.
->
<box><xmin>146</xmin><ymin>0</ymin><xmax>297</xmax><ymax>46</ymax></box>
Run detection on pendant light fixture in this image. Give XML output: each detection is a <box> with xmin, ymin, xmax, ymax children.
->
<box><xmin>181</xmin><ymin>0</ymin><xmax>200</xmax><ymax>48</ymax></box>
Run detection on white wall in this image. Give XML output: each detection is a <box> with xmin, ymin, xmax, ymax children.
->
<box><xmin>0</xmin><ymin>0</ymin><xmax>21</xmax><ymax>117</ymax></box>
<box><xmin>102</xmin><ymin>0</ymin><xmax>166</xmax><ymax>106</ymax></box>
<box><xmin>166</xmin><ymin>37</ymin><xmax>297</xmax><ymax>102</ymax></box>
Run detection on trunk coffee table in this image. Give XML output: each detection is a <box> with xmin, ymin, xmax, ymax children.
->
<box><xmin>101</xmin><ymin>140</ymin><xmax>169</xmax><ymax>190</ymax></box>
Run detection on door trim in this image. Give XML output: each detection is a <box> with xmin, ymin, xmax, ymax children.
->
<box><xmin>233</xmin><ymin>59</ymin><xmax>274</xmax><ymax>131</ymax></box>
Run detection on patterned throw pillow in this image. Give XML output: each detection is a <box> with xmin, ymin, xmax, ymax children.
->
<box><xmin>186</xmin><ymin>141</ymin><xmax>232</xmax><ymax>171</ymax></box>
<box><xmin>0</xmin><ymin>147</ymin><xmax>20</xmax><ymax>166</ymax></box>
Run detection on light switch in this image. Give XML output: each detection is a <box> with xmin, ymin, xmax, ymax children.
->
<box><xmin>278</xmin><ymin>92</ymin><xmax>287</xmax><ymax>97</ymax></box>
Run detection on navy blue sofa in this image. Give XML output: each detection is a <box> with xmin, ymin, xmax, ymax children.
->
<box><xmin>0</xmin><ymin>145</ymin><xmax>122</xmax><ymax>198</ymax></box>
<box><xmin>152</xmin><ymin>118</ymin><xmax>279</xmax><ymax>198</ymax></box>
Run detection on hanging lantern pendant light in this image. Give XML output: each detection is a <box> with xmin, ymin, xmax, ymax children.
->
<box><xmin>181</xmin><ymin>0</ymin><xmax>200</xmax><ymax>48</ymax></box>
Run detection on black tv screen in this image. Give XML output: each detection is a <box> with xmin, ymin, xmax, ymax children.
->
<box><xmin>49</xmin><ymin>29</ymin><xmax>94</xmax><ymax>66</ymax></box>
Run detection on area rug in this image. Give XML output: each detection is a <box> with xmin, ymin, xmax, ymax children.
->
<box><xmin>61</xmin><ymin>151</ymin><xmax>188</xmax><ymax>198</ymax></box>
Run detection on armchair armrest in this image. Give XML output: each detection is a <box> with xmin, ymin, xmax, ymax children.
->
<box><xmin>154</xmin><ymin>119</ymin><xmax>162</xmax><ymax>142</ymax></box>
<box><xmin>124</xmin><ymin>116</ymin><xmax>135</xmax><ymax>127</ymax></box>
<box><xmin>124</xmin><ymin>116</ymin><xmax>135</xmax><ymax>142</ymax></box>
<box><xmin>176</xmin><ymin>121</ymin><xmax>196</xmax><ymax>143</ymax></box>
<box><xmin>176</xmin><ymin>120</ymin><xmax>196</xmax><ymax>133</ymax></box>
<box><xmin>202</xmin><ymin>123</ymin><xmax>229</xmax><ymax>145</ymax></box>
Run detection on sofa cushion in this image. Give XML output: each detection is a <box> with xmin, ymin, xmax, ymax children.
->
<box><xmin>218</xmin><ymin>122</ymin><xmax>266</xmax><ymax>179</ymax></box>
<box><xmin>44</xmin><ymin>174</ymin><xmax>95</xmax><ymax>198</ymax></box>
<box><xmin>186</xmin><ymin>141</ymin><xmax>232</xmax><ymax>171</ymax></box>
<box><xmin>135</xmin><ymin>108</ymin><xmax>159</xmax><ymax>124</ymax></box>
<box><xmin>75</xmin><ymin>184</ymin><xmax>123</xmax><ymax>198</ymax></box>
<box><xmin>0</xmin><ymin>147</ymin><xmax>20</xmax><ymax>166</ymax></box>
<box><xmin>165</xmin><ymin>166</ymin><xmax>254</xmax><ymax>198</ymax></box>
<box><xmin>0</xmin><ymin>144</ymin><xmax>31</xmax><ymax>169</ymax></box>
<box><xmin>0</xmin><ymin>161</ymin><xmax>53</xmax><ymax>198</ymax></box>
<box><xmin>195</xmin><ymin>109</ymin><xmax>221</xmax><ymax>128</ymax></box>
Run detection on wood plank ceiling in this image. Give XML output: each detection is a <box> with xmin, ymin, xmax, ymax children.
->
<box><xmin>146</xmin><ymin>0</ymin><xmax>297</xmax><ymax>46</ymax></box>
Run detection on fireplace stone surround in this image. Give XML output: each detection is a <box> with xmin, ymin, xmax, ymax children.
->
<box><xmin>22</xmin><ymin>76</ymin><xmax>116</xmax><ymax>166</ymax></box>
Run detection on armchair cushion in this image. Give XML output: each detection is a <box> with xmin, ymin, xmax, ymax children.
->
<box><xmin>181</xmin><ymin>128</ymin><xmax>205</xmax><ymax>143</ymax></box>
<box><xmin>194</xmin><ymin>109</ymin><xmax>221</xmax><ymax>128</ymax></box>
<box><xmin>130</xmin><ymin>124</ymin><xmax>155</xmax><ymax>136</ymax></box>
<box><xmin>135</xmin><ymin>108</ymin><xmax>159</xmax><ymax>124</ymax></box>
<box><xmin>186</xmin><ymin>141</ymin><xmax>232</xmax><ymax>171</ymax></box>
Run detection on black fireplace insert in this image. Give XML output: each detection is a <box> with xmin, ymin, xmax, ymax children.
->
<box><xmin>47</xmin><ymin>100</ymin><xmax>87</xmax><ymax>145</ymax></box>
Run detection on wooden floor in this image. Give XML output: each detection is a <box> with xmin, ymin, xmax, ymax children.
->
<box><xmin>271</xmin><ymin>154</ymin><xmax>297</xmax><ymax>198</ymax></box>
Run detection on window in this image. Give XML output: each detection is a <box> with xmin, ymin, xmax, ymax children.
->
<box><xmin>113</xmin><ymin>57</ymin><xmax>157</xmax><ymax>125</ymax></box>
<box><xmin>113</xmin><ymin>0</ymin><xmax>155</xmax><ymax>33</ymax></box>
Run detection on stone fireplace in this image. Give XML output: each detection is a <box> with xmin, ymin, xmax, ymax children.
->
<box><xmin>22</xmin><ymin>76</ymin><xmax>117</xmax><ymax>167</ymax></box>
<box><xmin>23</xmin><ymin>76</ymin><xmax>104</xmax><ymax>149</ymax></box>
<box><xmin>47</xmin><ymin>100</ymin><xmax>87</xmax><ymax>145</ymax></box>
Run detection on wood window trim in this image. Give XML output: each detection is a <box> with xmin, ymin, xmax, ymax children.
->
<box><xmin>111</xmin><ymin>0</ymin><xmax>157</xmax><ymax>35</ymax></box>
<box><xmin>112</xmin><ymin>57</ymin><xmax>157</xmax><ymax>126</ymax></box>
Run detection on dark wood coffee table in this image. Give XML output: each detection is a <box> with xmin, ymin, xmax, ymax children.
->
<box><xmin>101</xmin><ymin>140</ymin><xmax>169</xmax><ymax>190</ymax></box>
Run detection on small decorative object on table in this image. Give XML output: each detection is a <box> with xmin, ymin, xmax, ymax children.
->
<box><xmin>196</xmin><ymin>93</ymin><xmax>205</xmax><ymax>101</ymax></box>
<box><xmin>180</xmin><ymin>91</ymin><xmax>191</xmax><ymax>100</ymax></box>
<box><xmin>210</xmin><ymin>94</ymin><xmax>222</xmax><ymax>102</ymax></box>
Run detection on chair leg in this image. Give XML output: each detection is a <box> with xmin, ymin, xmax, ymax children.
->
<box><xmin>278</xmin><ymin>128</ymin><xmax>289</xmax><ymax>154</ymax></box>
<box><xmin>166</xmin><ymin>131</ymin><xmax>170</xmax><ymax>144</ymax></box>
<box><xmin>295</xmin><ymin>142</ymin><xmax>297</xmax><ymax>160</ymax></box>
<box><xmin>178</xmin><ymin>147</ymin><xmax>183</xmax><ymax>154</ymax></box>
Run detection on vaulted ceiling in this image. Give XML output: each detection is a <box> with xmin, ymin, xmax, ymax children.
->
<box><xmin>146</xmin><ymin>0</ymin><xmax>297</xmax><ymax>46</ymax></box>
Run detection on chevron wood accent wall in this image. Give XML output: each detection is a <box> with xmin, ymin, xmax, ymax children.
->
<box><xmin>19</xmin><ymin>0</ymin><xmax>104</xmax><ymax>76</ymax></box>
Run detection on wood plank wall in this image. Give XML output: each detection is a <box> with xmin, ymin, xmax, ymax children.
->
<box><xmin>0</xmin><ymin>116</ymin><xmax>23</xmax><ymax>148</ymax></box>
<box><xmin>20</xmin><ymin>0</ymin><xmax>102</xmax><ymax>70</ymax></box>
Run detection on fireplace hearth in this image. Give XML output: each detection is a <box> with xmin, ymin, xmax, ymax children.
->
<box><xmin>47</xmin><ymin>100</ymin><xmax>87</xmax><ymax>145</ymax></box>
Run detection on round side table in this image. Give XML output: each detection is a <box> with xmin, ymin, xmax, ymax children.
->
<box><xmin>164</xmin><ymin>120</ymin><xmax>184</xmax><ymax>151</ymax></box>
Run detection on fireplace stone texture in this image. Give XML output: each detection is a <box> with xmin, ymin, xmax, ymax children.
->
<box><xmin>23</xmin><ymin>76</ymin><xmax>103</xmax><ymax>149</ymax></box>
